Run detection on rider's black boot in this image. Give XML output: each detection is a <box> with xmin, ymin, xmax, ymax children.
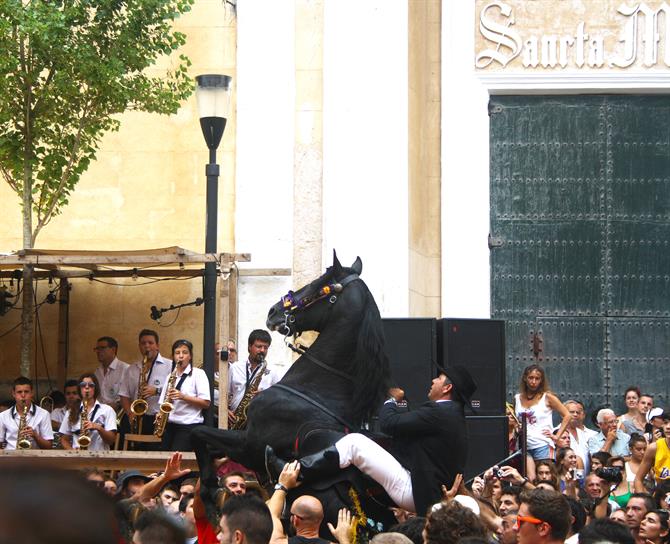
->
<box><xmin>265</xmin><ymin>445</ymin><xmax>341</xmax><ymax>484</ymax></box>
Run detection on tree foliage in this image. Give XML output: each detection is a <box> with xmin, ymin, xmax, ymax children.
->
<box><xmin>0</xmin><ymin>0</ymin><xmax>195</xmax><ymax>246</ymax></box>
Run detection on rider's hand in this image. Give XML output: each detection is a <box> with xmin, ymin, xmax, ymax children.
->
<box><xmin>389</xmin><ymin>388</ymin><xmax>405</xmax><ymax>402</ymax></box>
<box><xmin>441</xmin><ymin>473</ymin><xmax>463</xmax><ymax>502</ymax></box>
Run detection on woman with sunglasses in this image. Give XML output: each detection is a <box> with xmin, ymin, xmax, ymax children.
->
<box><xmin>639</xmin><ymin>510</ymin><xmax>670</xmax><ymax>544</ymax></box>
<box><xmin>59</xmin><ymin>373</ymin><xmax>118</xmax><ymax>450</ymax></box>
<box><xmin>156</xmin><ymin>339</ymin><xmax>211</xmax><ymax>451</ymax></box>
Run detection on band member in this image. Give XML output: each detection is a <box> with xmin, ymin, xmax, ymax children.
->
<box><xmin>119</xmin><ymin>329</ymin><xmax>172</xmax><ymax>440</ymax></box>
<box><xmin>60</xmin><ymin>373</ymin><xmax>117</xmax><ymax>451</ymax></box>
<box><xmin>51</xmin><ymin>379</ymin><xmax>81</xmax><ymax>431</ymax></box>
<box><xmin>93</xmin><ymin>336</ymin><xmax>129</xmax><ymax>411</ymax></box>
<box><xmin>228</xmin><ymin>330</ymin><xmax>283</xmax><ymax>427</ymax></box>
<box><xmin>156</xmin><ymin>339</ymin><xmax>210</xmax><ymax>451</ymax></box>
<box><xmin>0</xmin><ymin>376</ymin><xmax>53</xmax><ymax>449</ymax></box>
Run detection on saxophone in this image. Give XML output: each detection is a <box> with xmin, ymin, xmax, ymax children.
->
<box><xmin>230</xmin><ymin>356</ymin><xmax>267</xmax><ymax>430</ymax></box>
<box><xmin>77</xmin><ymin>398</ymin><xmax>91</xmax><ymax>449</ymax></box>
<box><xmin>130</xmin><ymin>354</ymin><xmax>150</xmax><ymax>433</ymax></box>
<box><xmin>154</xmin><ymin>365</ymin><xmax>178</xmax><ymax>439</ymax></box>
<box><xmin>17</xmin><ymin>403</ymin><xmax>31</xmax><ymax>450</ymax></box>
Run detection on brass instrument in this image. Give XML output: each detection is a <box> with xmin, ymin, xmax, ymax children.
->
<box><xmin>230</xmin><ymin>356</ymin><xmax>266</xmax><ymax>430</ymax></box>
<box><xmin>39</xmin><ymin>394</ymin><xmax>54</xmax><ymax>413</ymax></box>
<box><xmin>77</xmin><ymin>398</ymin><xmax>91</xmax><ymax>449</ymax></box>
<box><xmin>154</xmin><ymin>365</ymin><xmax>178</xmax><ymax>439</ymax></box>
<box><xmin>17</xmin><ymin>404</ymin><xmax>32</xmax><ymax>450</ymax></box>
<box><xmin>130</xmin><ymin>355</ymin><xmax>150</xmax><ymax>434</ymax></box>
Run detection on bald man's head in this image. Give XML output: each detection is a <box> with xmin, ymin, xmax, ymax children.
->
<box><xmin>291</xmin><ymin>495</ymin><xmax>324</xmax><ymax>528</ymax></box>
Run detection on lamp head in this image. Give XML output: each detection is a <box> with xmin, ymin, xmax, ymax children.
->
<box><xmin>195</xmin><ymin>74</ymin><xmax>232</xmax><ymax>150</ymax></box>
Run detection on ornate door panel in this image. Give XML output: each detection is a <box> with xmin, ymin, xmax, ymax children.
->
<box><xmin>490</xmin><ymin>95</ymin><xmax>670</xmax><ymax>414</ymax></box>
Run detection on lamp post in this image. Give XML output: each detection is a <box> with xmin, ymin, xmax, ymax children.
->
<box><xmin>196</xmin><ymin>74</ymin><xmax>232</xmax><ymax>425</ymax></box>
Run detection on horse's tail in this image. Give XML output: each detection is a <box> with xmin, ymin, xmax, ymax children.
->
<box><xmin>351</xmin><ymin>289</ymin><xmax>391</xmax><ymax>424</ymax></box>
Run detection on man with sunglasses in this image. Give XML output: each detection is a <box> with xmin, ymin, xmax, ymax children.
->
<box><xmin>514</xmin><ymin>488</ymin><xmax>571</xmax><ymax>544</ymax></box>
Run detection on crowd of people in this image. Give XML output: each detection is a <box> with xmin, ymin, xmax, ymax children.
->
<box><xmin>0</xmin><ymin>342</ymin><xmax>668</xmax><ymax>544</ymax></box>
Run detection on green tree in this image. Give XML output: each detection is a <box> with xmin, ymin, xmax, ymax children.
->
<box><xmin>0</xmin><ymin>0</ymin><xmax>195</xmax><ymax>377</ymax></box>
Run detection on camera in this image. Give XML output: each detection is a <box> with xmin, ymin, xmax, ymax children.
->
<box><xmin>596</xmin><ymin>466</ymin><xmax>623</xmax><ymax>485</ymax></box>
<box><xmin>219</xmin><ymin>350</ymin><xmax>229</xmax><ymax>362</ymax></box>
<box><xmin>493</xmin><ymin>467</ymin><xmax>505</xmax><ymax>479</ymax></box>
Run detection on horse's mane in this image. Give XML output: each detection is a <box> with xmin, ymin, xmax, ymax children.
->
<box><xmin>350</xmin><ymin>284</ymin><xmax>390</xmax><ymax>425</ymax></box>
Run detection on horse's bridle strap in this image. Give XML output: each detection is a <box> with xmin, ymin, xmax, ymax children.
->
<box><xmin>273</xmin><ymin>383</ymin><xmax>358</xmax><ymax>432</ymax></box>
<box><xmin>300</xmin><ymin>348</ymin><xmax>354</xmax><ymax>383</ymax></box>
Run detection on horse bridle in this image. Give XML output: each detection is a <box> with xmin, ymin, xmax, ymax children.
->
<box><xmin>279</xmin><ymin>272</ymin><xmax>361</xmax><ymax>383</ymax></box>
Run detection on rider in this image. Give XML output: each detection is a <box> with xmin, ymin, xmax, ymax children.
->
<box><xmin>266</xmin><ymin>364</ymin><xmax>476</xmax><ymax>515</ymax></box>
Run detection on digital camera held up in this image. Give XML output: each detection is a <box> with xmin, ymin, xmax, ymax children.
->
<box><xmin>596</xmin><ymin>466</ymin><xmax>623</xmax><ymax>485</ymax></box>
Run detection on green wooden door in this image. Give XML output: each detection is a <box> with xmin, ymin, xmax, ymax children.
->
<box><xmin>490</xmin><ymin>95</ymin><xmax>670</xmax><ymax>415</ymax></box>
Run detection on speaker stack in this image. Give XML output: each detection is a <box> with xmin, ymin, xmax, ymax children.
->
<box><xmin>382</xmin><ymin>317</ymin><xmax>508</xmax><ymax>479</ymax></box>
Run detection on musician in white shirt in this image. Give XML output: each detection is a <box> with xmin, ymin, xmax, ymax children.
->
<box><xmin>59</xmin><ymin>373</ymin><xmax>117</xmax><ymax>451</ymax></box>
<box><xmin>0</xmin><ymin>376</ymin><xmax>53</xmax><ymax>449</ymax></box>
<box><xmin>156</xmin><ymin>339</ymin><xmax>210</xmax><ymax>451</ymax></box>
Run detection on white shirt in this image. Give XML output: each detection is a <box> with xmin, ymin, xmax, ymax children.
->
<box><xmin>228</xmin><ymin>360</ymin><xmax>284</xmax><ymax>411</ymax></box>
<box><xmin>51</xmin><ymin>406</ymin><xmax>67</xmax><ymax>426</ymax></box>
<box><xmin>95</xmin><ymin>357</ymin><xmax>130</xmax><ymax>407</ymax></box>
<box><xmin>119</xmin><ymin>354</ymin><xmax>173</xmax><ymax>415</ymax></box>
<box><xmin>157</xmin><ymin>364</ymin><xmax>211</xmax><ymax>425</ymax></box>
<box><xmin>0</xmin><ymin>403</ymin><xmax>54</xmax><ymax>449</ymax></box>
<box><xmin>569</xmin><ymin>425</ymin><xmax>599</xmax><ymax>472</ymax></box>
<box><xmin>58</xmin><ymin>400</ymin><xmax>117</xmax><ymax>451</ymax></box>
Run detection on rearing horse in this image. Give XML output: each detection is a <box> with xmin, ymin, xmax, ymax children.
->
<box><xmin>192</xmin><ymin>252</ymin><xmax>391</xmax><ymax>525</ymax></box>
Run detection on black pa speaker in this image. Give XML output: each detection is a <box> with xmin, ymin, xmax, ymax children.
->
<box><xmin>438</xmin><ymin>319</ymin><xmax>506</xmax><ymax>415</ymax></box>
<box><xmin>464</xmin><ymin>415</ymin><xmax>509</xmax><ymax>480</ymax></box>
<box><xmin>382</xmin><ymin>318</ymin><xmax>436</xmax><ymax>408</ymax></box>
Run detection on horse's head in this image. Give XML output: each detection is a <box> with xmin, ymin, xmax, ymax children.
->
<box><xmin>266</xmin><ymin>251</ymin><xmax>364</xmax><ymax>337</ymax></box>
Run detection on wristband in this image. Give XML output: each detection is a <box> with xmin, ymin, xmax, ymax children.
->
<box><xmin>274</xmin><ymin>483</ymin><xmax>288</xmax><ymax>493</ymax></box>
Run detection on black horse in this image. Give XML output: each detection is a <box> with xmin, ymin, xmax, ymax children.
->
<box><xmin>192</xmin><ymin>252</ymin><xmax>394</xmax><ymax>532</ymax></box>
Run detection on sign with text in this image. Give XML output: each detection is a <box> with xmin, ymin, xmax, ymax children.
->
<box><xmin>475</xmin><ymin>0</ymin><xmax>670</xmax><ymax>70</ymax></box>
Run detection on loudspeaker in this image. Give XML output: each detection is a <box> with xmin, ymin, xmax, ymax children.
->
<box><xmin>382</xmin><ymin>318</ymin><xmax>436</xmax><ymax>408</ymax></box>
<box><xmin>438</xmin><ymin>319</ymin><xmax>506</xmax><ymax>415</ymax></box>
<box><xmin>464</xmin><ymin>415</ymin><xmax>509</xmax><ymax>480</ymax></box>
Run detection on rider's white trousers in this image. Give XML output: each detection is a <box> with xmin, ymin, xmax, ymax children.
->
<box><xmin>335</xmin><ymin>433</ymin><xmax>416</xmax><ymax>512</ymax></box>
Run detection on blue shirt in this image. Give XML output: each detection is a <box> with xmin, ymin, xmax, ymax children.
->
<box><xmin>587</xmin><ymin>429</ymin><xmax>631</xmax><ymax>457</ymax></box>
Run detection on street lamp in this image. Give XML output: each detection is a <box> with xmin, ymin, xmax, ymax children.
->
<box><xmin>196</xmin><ymin>74</ymin><xmax>232</xmax><ymax>426</ymax></box>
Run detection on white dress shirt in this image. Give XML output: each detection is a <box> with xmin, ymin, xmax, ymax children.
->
<box><xmin>58</xmin><ymin>400</ymin><xmax>117</xmax><ymax>451</ymax></box>
<box><xmin>95</xmin><ymin>357</ymin><xmax>130</xmax><ymax>407</ymax></box>
<box><xmin>0</xmin><ymin>403</ymin><xmax>54</xmax><ymax>449</ymax></box>
<box><xmin>119</xmin><ymin>354</ymin><xmax>172</xmax><ymax>415</ymax></box>
<box><xmin>157</xmin><ymin>364</ymin><xmax>211</xmax><ymax>425</ymax></box>
<box><xmin>228</xmin><ymin>360</ymin><xmax>284</xmax><ymax>411</ymax></box>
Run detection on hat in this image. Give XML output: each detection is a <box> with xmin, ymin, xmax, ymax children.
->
<box><xmin>436</xmin><ymin>364</ymin><xmax>477</xmax><ymax>406</ymax></box>
<box><xmin>647</xmin><ymin>408</ymin><xmax>669</xmax><ymax>423</ymax></box>
<box><xmin>115</xmin><ymin>470</ymin><xmax>152</xmax><ymax>493</ymax></box>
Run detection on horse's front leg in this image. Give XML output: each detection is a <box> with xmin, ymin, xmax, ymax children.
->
<box><xmin>191</xmin><ymin>427</ymin><xmax>248</xmax><ymax>521</ymax></box>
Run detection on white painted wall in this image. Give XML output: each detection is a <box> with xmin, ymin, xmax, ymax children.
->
<box><xmin>322</xmin><ymin>0</ymin><xmax>409</xmax><ymax>317</ymax></box>
<box><xmin>236</xmin><ymin>0</ymin><xmax>295</xmax><ymax>271</ymax></box>
<box><xmin>441</xmin><ymin>0</ymin><xmax>492</xmax><ymax>318</ymax></box>
<box><xmin>236</xmin><ymin>1</ymin><xmax>295</xmax><ymax>365</ymax></box>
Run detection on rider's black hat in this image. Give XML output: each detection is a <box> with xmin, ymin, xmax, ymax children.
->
<box><xmin>436</xmin><ymin>364</ymin><xmax>477</xmax><ymax>407</ymax></box>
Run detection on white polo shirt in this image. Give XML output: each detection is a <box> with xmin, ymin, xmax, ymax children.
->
<box><xmin>95</xmin><ymin>357</ymin><xmax>130</xmax><ymax>407</ymax></box>
<box><xmin>58</xmin><ymin>400</ymin><xmax>117</xmax><ymax>451</ymax></box>
<box><xmin>119</xmin><ymin>354</ymin><xmax>173</xmax><ymax>415</ymax></box>
<box><xmin>228</xmin><ymin>360</ymin><xmax>284</xmax><ymax>411</ymax></box>
<box><xmin>0</xmin><ymin>403</ymin><xmax>54</xmax><ymax>449</ymax></box>
<box><xmin>157</xmin><ymin>364</ymin><xmax>210</xmax><ymax>425</ymax></box>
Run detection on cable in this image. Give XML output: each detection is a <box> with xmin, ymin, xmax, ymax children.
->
<box><xmin>89</xmin><ymin>275</ymin><xmax>200</xmax><ymax>287</ymax></box>
<box><xmin>158</xmin><ymin>307</ymin><xmax>181</xmax><ymax>328</ymax></box>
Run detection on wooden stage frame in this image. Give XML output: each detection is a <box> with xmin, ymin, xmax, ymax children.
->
<box><xmin>0</xmin><ymin>449</ymin><xmax>199</xmax><ymax>471</ymax></box>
